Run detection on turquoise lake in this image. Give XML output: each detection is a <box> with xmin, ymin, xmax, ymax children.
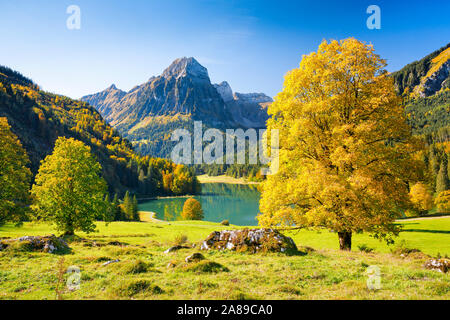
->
<box><xmin>138</xmin><ymin>183</ymin><xmax>261</xmax><ymax>226</ymax></box>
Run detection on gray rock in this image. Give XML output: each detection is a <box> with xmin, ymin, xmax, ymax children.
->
<box><xmin>14</xmin><ymin>235</ymin><xmax>69</xmax><ymax>254</ymax></box>
<box><xmin>424</xmin><ymin>259</ymin><xmax>449</xmax><ymax>273</ymax></box>
<box><xmin>201</xmin><ymin>228</ymin><xmax>298</xmax><ymax>254</ymax></box>
<box><xmin>102</xmin><ymin>259</ymin><xmax>120</xmax><ymax>266</ymax></box>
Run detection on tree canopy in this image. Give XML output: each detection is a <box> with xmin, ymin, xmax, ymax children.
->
<box><xmin>258</xmin><ymin>38</ymin><xmax>425</xmax><ymax>250</ymax></box>
<box><xmin>182</xmin><ymin>198</ymin><xmax>204</xmax><ymax>220</ymax></box>
<box><xmin>0</xmin><ymin>117</ymin><xmax>32</xmax><ymax>225</ymax></box>
<box><xmin>31</xmin><ymin>137</ymin><xmax>108</xmax><ymax>235</ymax></box>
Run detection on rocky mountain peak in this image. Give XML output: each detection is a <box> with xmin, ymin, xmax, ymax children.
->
<box><xmin>162</xmin><ymin>57</ymin><xmax>209</xmax><ymax>81</ymax></box>
<box><xmin>107</xmin><ymin>84</ymin><xmax>118</xmax><ymax>90</ymax></box>
<box><xmin>213</xmin><ymin>81</ymin><xmax>234</xmax><ymax>102</ymax></box>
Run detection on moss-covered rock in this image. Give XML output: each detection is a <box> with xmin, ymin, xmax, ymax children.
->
<box><xmin>200</xmin><ymin>228</ymin><xmax>298</xmax><ymax>254</ymax></box>
<box><xmin>4</xmin><ymin>235</ymin><xmax>69</xmax><ymax>254</ymax></box>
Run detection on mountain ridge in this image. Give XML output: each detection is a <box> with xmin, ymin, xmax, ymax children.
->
<box><xmin>82</xmin><ymin>57</ymin><xmax>273</xmax><ymax>157</ymax></box>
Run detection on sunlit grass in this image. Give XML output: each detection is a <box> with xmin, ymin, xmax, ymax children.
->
<box><xmin>0</xmin><ymin>217</ymin><xmax>448</xmax><ymax>300</ymax></box>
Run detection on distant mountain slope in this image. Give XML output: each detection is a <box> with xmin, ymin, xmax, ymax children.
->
<box><xmin>392</xmin><ymin>42</ymin><xmax>450</xmax><ymax>97</ymax></box>
<box><xmin>0</xmin><ymin>65</ymin><xmax>199</xmax><ymax>196</ymax></box>
<box><xmin>82</xmin><ymin>57</ymin><xmax>273</xmax><ymax>158</ymax></box>
<box><xmin>392</xmin><ymin>42</ymin><xmax>450</xmax><ymax>142</ymax></box>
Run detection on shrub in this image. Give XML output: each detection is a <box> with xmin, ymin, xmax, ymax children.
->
<box><xmin>113</xmin><ymin>280</ymin><xmax>163</xmax><ymax>297</ymax></box>
<box><xmin>173</xmin><ymin>234</ymin><xmax>188</xmax><ymax>246</ymax></box>
<box><xmin>8</xmin><ymin>240</ymin><xmax>33</xmax><ymax>252</ymax></box>
<box><xmin>120</xmin><ymin>260</ymin><xmax>150</xmax><ymax>274</ymax></box>
<box><xmin>357</xmin><ymin>244</ymin><xmax>374</xmax><ymax>253</ymax></box>
<box><xmin>183</xmin><ymin>260</ymin><xmax>229</xmax><ymax>273</ymax></box>
<box><xmin>221</xmin><ymin>220</ymin><xmax>230</xmax><ymax>226</ymax></box>
<box><xmin>391</xmin><ymin>240</ymin><xmax>421</xmax><ymax>255</ymax></box>
<box><xmin>182</xmin><ymin>198</ymin><xmax>204</xmax><ymax>220</ymax></box>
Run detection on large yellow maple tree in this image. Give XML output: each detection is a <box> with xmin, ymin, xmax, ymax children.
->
<box><xmin>259</xmin><ymin>38</ymin><xmax>424</xmax><ymax>250</ymax></box>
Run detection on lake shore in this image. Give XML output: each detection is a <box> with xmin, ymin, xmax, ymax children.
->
<box><xmin>197</xmin><ymin>174</ymin><xmax>260</xmax><ymax>185</ymax></box>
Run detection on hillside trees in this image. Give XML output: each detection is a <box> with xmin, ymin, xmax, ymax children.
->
<box><xmin>259</xmin><ymin>38</ymin><xmax>425</xmax><ymax>250</ymax></box>
<box><xmin>0</xmin><ymin>117</ymin><xmax>32</xmax><ymax>225</ymax></box>
<box><xmin>0</xmin><ymin>67</ymin><xmax>200</xmax><ymax>198</ymax></box>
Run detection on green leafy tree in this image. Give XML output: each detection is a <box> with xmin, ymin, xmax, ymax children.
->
<box><xmin>31</xmin><ymin>137</ymin><xmax>108</xmax><ymax>235</ymax></box>
<box><xmin>0</xmin><ymin>118</ymin><xmax>32</xmax><ymax>225</ymax></box>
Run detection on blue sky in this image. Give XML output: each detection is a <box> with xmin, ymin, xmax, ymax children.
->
<box><xmin>0</xmin><ymin>0</ymin><xmax>449</xmax><ymax>99</ymax></box>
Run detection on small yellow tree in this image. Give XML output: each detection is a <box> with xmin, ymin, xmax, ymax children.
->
<box><xmin>434</xmin><ymin>190</ymin><xmax>450</xmax><ymax>213</ymax></box>
<box><xmin>182</xmin><ymin>198</ymin><xmax>203</xmax><ymax>220</ymax></box>
<box><xmin>259</xmin><ymin>38</ymin><xmax>424</xmax><ymax>250</ymax></box>
<box><xmin>409</xmin><ymin>182</ymin><xmax>433</xmax><ymax>215</ymax></box>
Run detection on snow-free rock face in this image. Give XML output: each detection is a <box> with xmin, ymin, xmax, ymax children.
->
<box><xmin>213</xmin><ymin>81</ymin><xmax>234</xmax><ymax>102</ymax></box>
<box><xmin>82</xmin><ymin>57</ymin><xmax>233</xmax><ymax>129</ymax></box>
<box><xmin>200</xmin><ymin>228</ymin><xmax>298</xmax><ymax>254</ymax></box>
<box><xmin>81</xmin><ymin>84</ymin><xmax>126</xmax><ymax>120</ymax></box>
<box><xmin>213</xmin><ymin>82</ymin><xmax>273</xmax><ymax>128</ymax></box>
<box><xmin>421</xmin><ymin>60</ymin><xmax>450</xmax><ymax>97</ymax></box>
<box><xmin>162</xmin><ymin>57</ymin><xmax>210</xmax><ymax>81</ymax></box>
<box><xmin>233</xmin><ymin>92</ymin><xmax>273</xmax><ymax>104</ymax></box>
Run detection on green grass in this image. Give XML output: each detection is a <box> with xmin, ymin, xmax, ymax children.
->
<box><xmin>0</xmin><ymin>217</ymin><xmax>449</xmax><ymax>300</ymax></box>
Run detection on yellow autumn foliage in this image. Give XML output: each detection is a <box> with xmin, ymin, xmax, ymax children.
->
<box><xmin>259</xmin><ymin>38</ymin><xmax>425</xmax><ymax>249</ymax></box>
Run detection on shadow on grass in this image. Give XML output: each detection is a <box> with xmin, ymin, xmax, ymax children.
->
<box><xmin>401</xmin><ymin>229</ymin><xmax>450</xmax><ymax>234</ymax></box>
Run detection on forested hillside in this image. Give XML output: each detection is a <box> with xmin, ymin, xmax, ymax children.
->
<box><xmin>0</xmin><ymin>65</ymin><xmax>200</xmax><ymax>197</ymax></box>
<box><xmin>390</xmin><ymin>43</ymin><xmax>450</xmax><ymax>209</ymax></box>
<box><xmin>392</xmin><ymin>42</ymin><xmax>450</xmax><ymax>96</ymax></box>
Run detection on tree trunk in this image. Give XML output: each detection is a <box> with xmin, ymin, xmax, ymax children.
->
<box><xmin>338</xmin><ymin>231</ymin><xmax>352</xmax><ymax>251</ymax></box>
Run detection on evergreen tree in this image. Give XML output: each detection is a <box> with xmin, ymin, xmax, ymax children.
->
<box><xmin>123</xmin><ymin>191</ymin><xmax>134</xmax><ymax>221</ymax></box>
<box><xmin>112</xmin><ymin>193</ymin><xmax>123</xmax><ymax>221</ymax></box>
<box><xmin>132</xmin><ymin>195</ymin><xmax>139</xmax><ymax>221</ymax></box>
<box><xmin>436</xmin><ymin>160</ymin><xmax>449</xmax><ymax>194</ymax></box>
<box><xmin>103</xmin><ymin>194</ymin><xmax>115</xmax><ymax>222</ymax></box>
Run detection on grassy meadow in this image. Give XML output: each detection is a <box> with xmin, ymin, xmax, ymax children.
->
<box><xmin>0</xmin><ymin>216</ymin><xmax>449</xmax><ymax>300</ymax></box>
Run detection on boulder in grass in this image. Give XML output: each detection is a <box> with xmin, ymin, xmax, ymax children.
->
<box><xmin>424</xmin><ymin>259</ymin><xmax>450</xmax><ymax>273</ymax></box>
<box><xmin>5</xmin><ymin>235</ymin><xmax>70</xmax><ymax>254</ymax></box>
<box><xmin>200</xmin><ymin>228</ymin><xmax>298</xmax><ymax>254</ymax></box>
